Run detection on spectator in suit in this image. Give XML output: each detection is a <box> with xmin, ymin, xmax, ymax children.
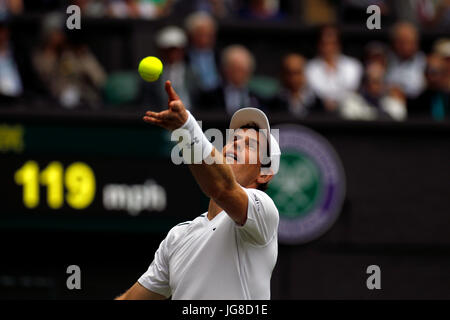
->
<box><xmin>385</xmin><ymin>22</ymin><xmax>426</xmax><ymax>99</ymax></box>
<box><xmin>409</xmin><ymin>53</ymin><xmax>449</xmax><ymax>120</ymax></box>
<box><xmin>198</xmin><ymin>44</ymin><xmax>261</xmax><ymax>115</ymax></box>
<box><xmin>185</xmin><ymin>12</ymin><xmax>221</xmax><ymax>93</ymax></box>
<box><xmin>305</xmin><ymin>25</ymin><xmax>363</xmax><ymax>113</ymax></box>
<box><xmin>268</xmin><ymin>53</ymin><xmax>318</xmax><ymax>118</ymax></box>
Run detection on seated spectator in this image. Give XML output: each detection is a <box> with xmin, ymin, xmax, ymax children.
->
<box><xmin>0</xmin><ymin>16</ymin><xmax>40</xmax><ymax>106</ymax></box>
<box><xmin>431</xmin><ymin>0</ymin><xmax>450</xmax><ymax>28</ymax></box>
<box><xmin>73</xmin><ymin>0</ymin><xmax>108</xmax><ymax>17</ymax></box>
<box><xmin>385</xmin><ymin>22</ymin><xmax>426</xmax><ymax>99</ymax></box>
<box><xmin>239</xmin><ymin>0</ymin><xmax>284</xmax><ymax>20</ymax></box>
<box><xmin>340</xmin><ymin>62</ymin><xmax>407</xmax><ymax>121</ymax></box>
<box><xmin>305</xmin><ymin>25</ymin><xmax>363</xmax><ymax>113</ymax></box>
<box><xmin>392</xmin><ymin>0</ymin><xmax>450</xmax><ymax>28</ymax></box>
<box><xmin>107</xmin><ymin>0</ymin><xmax>172</xmax><ymax>19</ymax></box>
<box><xmin>409</xmin><ymin>54</ymin><xmax>449</xmax><ymax>120</ymax></box>
<box><xmin>141</xmin><ymin>26</ymin><xmax>198</xmax><ymax>110</ymax></box>
<box><xmin>185</xmin><ymin>12</ymin><xmax>221</xmax><ymax>92</ymax></box>
<box><xmin>0</xmin><ymin>0</ymin><xmax>22</xmax><ymax>17</ymax></box>
<box><xmin>301</xmin><ymin>0</ymin><xmax>337</xmax><ymax>26</ymax></box>
<box><xmin>0</xmin><ymin>18</ymin><xmax>22</xmax><ymax>104</ymax></box>
<box><xmin>364</xmin><ymin>41</ymin><xmax>388</xmax><ymax>69</ymax></box>
<box><xmin>170</xmin><ymin>0</ymin><xmax>232</xmax><ymax>18</ymax></box>
<box><xmin>433</xmin><ymin>38</ymin><xmax>450</xmax><ymax>91</ymax></box>
<box><xmin>198</xmin><ymin>44</ymin><xmax>261</xmax><ymax>115</ymax></box>
<box><xmin>267</xmin><ymin>53</ymin><xmax>318</xmax><ymax>118</ymax></box>
<box><xmin>32</xmin><ymin>13</ymin><xmax>107</xmax><ymax>109</ymax></box>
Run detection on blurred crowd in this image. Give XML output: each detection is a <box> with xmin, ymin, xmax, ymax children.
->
<box><xmin>0</xmin><ymin>0</ymin><xmax>449</xmax><ymax>121</ymax></box>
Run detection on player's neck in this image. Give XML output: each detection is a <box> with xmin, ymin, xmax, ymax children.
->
<box><xmin>207</xmin><ymin>200</ymin><xmax>223</xmax><ymax>221</ymax></box>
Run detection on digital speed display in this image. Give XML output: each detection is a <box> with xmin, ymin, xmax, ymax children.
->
<box><xmin>0</xmin><ymin>121</ymin><xmax>209</xmax><ymax>233</ymax></box>
<box><xmin>15</xmin><ymin>161</ymin><xmax>96</xmax><ymax>210</ymax></box>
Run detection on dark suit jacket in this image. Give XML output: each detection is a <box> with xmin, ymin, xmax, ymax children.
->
<box><xmin>408</xmin><ymin>89</ymin><xmax>449</xmax><ymax>119</ymax></box>
<box><xmin>197</xmin><ymin>85</ymin><xmax>264</xmax><ymax>115</ymax></box>
<box><xmin>265</xmin><ymin>91</ymin><xmax>322</xmax><ymax>118</ymax></box>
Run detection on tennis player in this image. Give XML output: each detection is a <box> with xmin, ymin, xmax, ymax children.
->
<box><xmin>116</xmin><ymin>81</ymin><xmax>281</xmax><ymax>300</ymax></box>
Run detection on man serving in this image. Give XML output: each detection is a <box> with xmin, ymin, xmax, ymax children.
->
<box><xmin>116</xmin><ymin>81</ymin><xmax>281</xmax><ymax>300</ymax></box>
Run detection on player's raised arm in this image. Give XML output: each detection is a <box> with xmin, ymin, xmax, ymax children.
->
<box><xmin>143</xmin><ymin>81</ymin><xmax>248</xmax><ymax>225</ymax></box>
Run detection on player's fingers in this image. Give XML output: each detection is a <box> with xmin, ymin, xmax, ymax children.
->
<box><xmin>145</xmin><ymin>111</ymin><xmax>161</xmax><ymax>118</ymax></box>
<box><xmin>146</xmin><ymin>110</ymin><xmax>170</xmax><ymax>120</ymax></box>
<box><xmin>165</xmin><ymin>81</ymin><xmax>180</xmax><ymax>102</ymax></box>
<box><xmin>143</xmin><ymin>116</ymin><xmax>164</xmax><ymax>125</ymax></box>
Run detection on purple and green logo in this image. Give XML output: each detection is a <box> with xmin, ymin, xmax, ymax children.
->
<box><xmin>267</xmin><ymin>124</ymin><xmax>346</xmax><ymax>244</ymax></box>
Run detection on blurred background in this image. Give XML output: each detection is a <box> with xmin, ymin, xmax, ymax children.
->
<box><xmin>0</xmin><ymin>0</ymin><xmax>449</xmax><ymax>299</ymax></box>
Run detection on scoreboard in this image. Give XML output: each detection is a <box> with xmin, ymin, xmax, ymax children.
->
<box><xmin>0</xmin><ymin>114</ymin><xmax>209</xmax><ymax>234</ymax></box>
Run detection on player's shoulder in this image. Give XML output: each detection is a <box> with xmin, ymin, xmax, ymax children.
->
<box><xmin>244</xmin><ymin>187</ymin><xmax>278</xmax><ymax>212</ymax></box>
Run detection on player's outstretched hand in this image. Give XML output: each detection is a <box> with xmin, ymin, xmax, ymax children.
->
<box><xmin>143</xmin><ymin>81</ymin><xmax>189</xmax><ymax>131</ymax></box>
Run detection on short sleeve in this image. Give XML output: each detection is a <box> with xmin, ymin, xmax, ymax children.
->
<box><xmin>236</xmin><ymin>188</ymin><xmax>279</xmax><ymax>246</ymax></box>
<box><xmin>138</xmin><ymin>235</ymin><xmax>171</xmax><ymax>298</ymax></box>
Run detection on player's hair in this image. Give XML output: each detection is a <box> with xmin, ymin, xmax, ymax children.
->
<box><xmin>239</xmin><ymin>124</ymin><xmax>270</xmax><ymax>192</ymax></box>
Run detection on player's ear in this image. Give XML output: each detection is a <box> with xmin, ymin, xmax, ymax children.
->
<box><xmin>256</xmin><ymin>174</ymin><xmax>273</xmax><ymax>185</ymax></box>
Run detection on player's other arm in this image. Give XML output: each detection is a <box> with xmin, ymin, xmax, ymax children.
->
<box><xmin>115</xmin><ymin>282</ymin><xmax>166</xmax><ymax>300</ymax></box>
<box><xmin>143</xmin><ymin>81</ymin><xmax>248</xmax><ymax>225</ymax></box>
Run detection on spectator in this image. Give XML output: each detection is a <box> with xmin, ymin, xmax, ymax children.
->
<box><xmin>32</xmin><ymin>13</ymin><xmax>107</xmax><ymax>109</ymax></box>
<box><xmin>198</xmin><ymin>44</ymin><xmax>261</xmax><ymax>115</ymax></box>
<box><xmin>410</xmin><ymin>54</ymin><xmax>449</xmax><ymax>120</ymax></box>
<box><xmin>340</xmin><ymin>62</ymin><xmax>407</xmax><ymax>121</ymax></box>
<box><xmin>0</xmin><ymin>19</ymin><xmax>22</xmax><ymax>105</ymax></box>
<box><xmin>73</xmin><ymin>0</ymin><xmax>108</xmax><ymax>17</ymax></box>
<box><xmin>141</xmin><ymin>26</ymin><xmax>197</xmax><ymax>110</ymax></box>
<box><xmin>431</xmin><ymin>0</ymin><xmax>450</xmax><ymax>28</ymax></box>
<box><xmin>385</xmin><ymin>22</ymin><xmax>426</xmax><ymax>99</ymax></box>
<box><xmin>305</xmin><ymin>25</ymin><xmax>363</xmax><ymax>113</ymax></box>
<box><xmin>301</xmin><ymin>0</ymin><xmax>337</xmax><ymax>26</ymax></box>
<box><xmin>239</xmin><ymin>0</ymin><xmax>284</xmax><ymax>20</ymax></box>
<box><xmin>107</xmin><ymin>0</ymin><xmax>172</xmax><ymax>19</ymax></box>
<box><xmin>364</xmin><ymin>41</ymin><xmax>388</xmax><ymax>69</ymax></box>
<box><xmin>393</xmin><ymin>0</ymin><xmax>450</xmax><ymax>28</ymax></box>
<box><xmin>170</xmin><ymin>0</ymin><xmax>232</xmax><ymax>18</ymax></box>
<box><xmin>433</xmin><ymin>38</ymin><xmax>450</xmax><ymax>91</ymax></box>
<box><xmin>193</xmin><ymin>0</ymin><xmax>230</xmax><ymax>18</ymax></box>
<box><xmin>185</xmin><ymin>12</ymin><xmax>221</xmax><ymax>92</ymax></box>
<box><xmin>267</xmin><ymin>53</ymin><xmax>318</xmax><ymax>118</ymax></box>
<box><xmin>0</xmin><ymin>0</ymin><xmax>23</xmax><ymax>17</ymax></box>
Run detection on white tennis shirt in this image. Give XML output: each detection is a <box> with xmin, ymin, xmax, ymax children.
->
<box><xmin>138</xmin><ymin>187</ymin><xmax>279</xmax><ymax>300</ymax></box>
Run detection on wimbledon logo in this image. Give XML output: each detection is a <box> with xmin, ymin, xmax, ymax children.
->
<box><xmin>267</xmin><ymin>125</ymin><xmax>346</xmax><ymax>244</ymax></box>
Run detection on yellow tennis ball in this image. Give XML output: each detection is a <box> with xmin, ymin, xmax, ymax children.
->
<box><xmin>138</xmin><ymin>56</ymin><xmax>163</xmax><ymax>82</ymax></box>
